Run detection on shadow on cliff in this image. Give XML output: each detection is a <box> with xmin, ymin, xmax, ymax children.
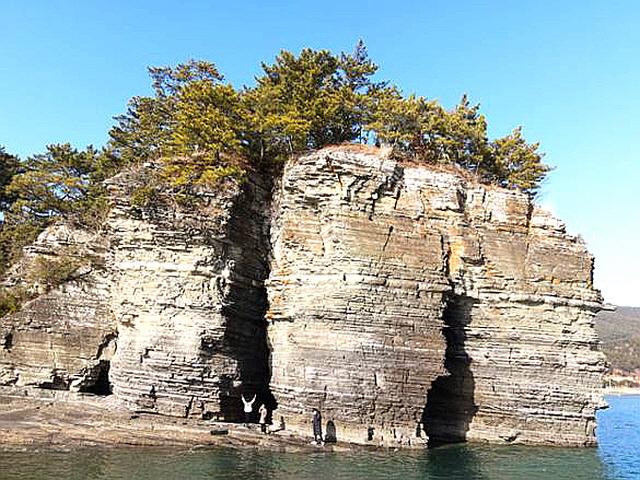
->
<box><xmin>422</xmin><ymin>294</ymin><xmax>478</xmax><ymax>447</ymax></box>
<box><xmin>202</xmin><ymin>177</ymin><xmax>277</xmax><ymax>422</ymax></box>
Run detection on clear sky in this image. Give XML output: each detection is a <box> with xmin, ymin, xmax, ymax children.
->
<box><xmin>1</xmin><ymin>1</ymin><xmax>638</xmax><ymax>306</ymax></box>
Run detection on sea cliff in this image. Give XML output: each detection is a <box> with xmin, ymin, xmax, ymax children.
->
<box><xmin>0</xmin><ymin>146</ymin><xmax>606</xmax><ymax>447</ymax></box>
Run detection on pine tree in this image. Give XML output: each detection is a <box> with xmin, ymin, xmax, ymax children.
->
<box><xmin>491</xmin><ymin>127</ymin><xmax>550</xmax><ymax>195</ymax></box>
<box><xmin>6</xmin><ymin>143</ymin><xmax>100</xmax><ymax>221</ymax></box>
<box><xmin>0</xmin><ymin>147</ymin><xmax>22</xmax><ymax>213</ymax></box>
<box><xmin>107</xmin><ymin>47</ymin><xmax>550</xmax><ymax>194</ymax></box>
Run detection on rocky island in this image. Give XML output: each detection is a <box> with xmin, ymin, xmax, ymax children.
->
<box><xmin>0</xmin><ymin>146</ymin><xmax>606</xmax><ymax>449</ymax></box>
<box><xmin>0</xmin><ymin>45</ymin><xmax>609</xmax><ymax>450</ymax></box>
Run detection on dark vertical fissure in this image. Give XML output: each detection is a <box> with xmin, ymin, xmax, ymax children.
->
<box><xmin>3</xmin><ymin>331</ymin><xmax>14</xmax><ymax>351</ymax></box>
<box><xmin>214</xmin><ymin>175</ymin><xmax>276</xmax><ymax>422</ymax></box>
<box><xmin>422</xmin><ymin>294</ymin><xmax>478</xmax><ymax>447</ymax></box>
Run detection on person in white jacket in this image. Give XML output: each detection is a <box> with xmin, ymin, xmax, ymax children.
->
<box><xmin>241</xmin><ymin>394</ymin><xmax>256</xmax><ymax>426</ymax></box>
<box><xmin>258</xmin><ymin>403</ymin><xmax>268</xmax><ymax>434</ymax></box>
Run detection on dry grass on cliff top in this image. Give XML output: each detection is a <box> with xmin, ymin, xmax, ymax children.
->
<box><xmin>315</xmin><ymin>144</ymin><xmax>487</xmax><ymax>185</ymax></box>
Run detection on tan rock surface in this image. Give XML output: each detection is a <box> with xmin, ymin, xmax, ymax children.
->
<box><xmin>105</xmin><ymin>166</ymin><xmax>273</xmax><ymax>420</ymax></box>
<box><xmin>0</xmin><ymin>387</ymin><xmax>332</xmax><ymax>452</ymax></box>
<box><xmin>0</xmin><ymin>147</ymin><xmax>605</xmax><ymax>449</ymax></box>
<box><xmin>0</xmin><ymin>225</ymin><xmax>115</xmax><ymax>392</ymax></box>
<box><xmin>267</xmin><ymin>147</ymin><xmax>605</xmax><ymax>446</ymax></box>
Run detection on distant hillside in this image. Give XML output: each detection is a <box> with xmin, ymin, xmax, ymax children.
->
<box><xmin>595</xmin><ymin>306</ymin><xmax>640</xmax><ymax>373</ymax></box>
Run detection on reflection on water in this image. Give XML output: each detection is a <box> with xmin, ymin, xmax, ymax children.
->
<box><xmin>0</xmin><ymin>395</ymin><xmax>638</xmax><ymax>480</ymax></box>
<box><xmin>0</xmin><ymin>444</ymin><xmax>607</xmax><ymax>480</ymax></box>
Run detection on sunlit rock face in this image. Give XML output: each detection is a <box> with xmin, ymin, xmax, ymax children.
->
<box><xmin>266</xmin><ymin>147</ymin><xmax>605</xmax><ymax>446</ymax></box>
<box><xmin>105</xmin><ymin>166</ymin><xmax>273</xmax><ymax>419</ymax></box>
<box><xmin>0</xmin><ymin>147</ymin><xmax>605</xmax><ymax>448</ymax></box>
<box><xmin>0</xmin><ymin>225</ymin><xmax>116</xmax><ymax>393</ymax></box>
<box><xmin>0</xmin><ymin>165</ymin><xmax>273</xmax><ymax>419</ymax></box>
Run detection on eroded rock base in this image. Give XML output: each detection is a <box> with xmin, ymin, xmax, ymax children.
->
<box><xmin>0</xmin><ymin>387</ymin><xmax>339</xmax><ymax>452</ymax></box>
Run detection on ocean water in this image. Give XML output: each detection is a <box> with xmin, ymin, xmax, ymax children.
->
<box><xmin>598</xmin><ymin>395</ymin><xmax>640</xmax><ymax>479</ymax></box>
<box><xmin>0</xmin><ymin>395</ymin><xmax>638</xmax><ymax>480</ymax></box>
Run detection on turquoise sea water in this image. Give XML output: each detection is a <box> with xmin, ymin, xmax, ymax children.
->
<box><xmin>598</xmin><ymin>395</ymin><xmax>640</xmax><ymax>479</ymax></box>
<box><xmin>0</xmin><ymin>395</ymin><xmax>638</xmax><ymax>480</ymax></box>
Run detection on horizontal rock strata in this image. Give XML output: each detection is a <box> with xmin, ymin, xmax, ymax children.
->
<box><xmin>106</xmin><ymin>167</ymin><xmax>272</xmax><ymax>419</ymax></box>
<box><xmin>267</xmin><ymin>147</ymin><xmax>605</xmax><ymax>446</ymax></box>
<box><xmin>0</xmin><ymin>226</ymin><xmax>115</xmax><ymax>392</ymax></box>
<box><xmin>0</xmin><ymin>147</ymin><xmax>605</xmax><ymax>448</ymax></box>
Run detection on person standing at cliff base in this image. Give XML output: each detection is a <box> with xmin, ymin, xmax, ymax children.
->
<box><xmin>258</xmin><ymin>403</ymin><xmax>268</xmax><ymax>434</ymax></box>
<box><xmin>241</xmin><ymin>394</ymin><xmax>256</xmax><ymax>426</ymax></box>
<box><xmin>312</xmin><ymin>408</ymin><xmax>323</xmax><ymax>445</ymax></box>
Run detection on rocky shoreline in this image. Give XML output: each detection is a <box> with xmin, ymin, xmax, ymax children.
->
<box><xmin>0</xmin><ymin>387</ymin><xmax>363</xmax><ymax>453</ymax></box>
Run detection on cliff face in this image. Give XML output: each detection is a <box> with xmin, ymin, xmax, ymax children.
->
<box><xmin>0</xmin><ymin>147</ymin><xmax>605</xmax><ymax>447</ymax></box>
<box><xmin>0</xmin><ymin>226</ymin><xmax>115</xmax><ymax>392</ymax></box>
<box><xmin>267</xmin><ymin>148</ymin><xmax>450</xmax><ymax>445</ymax></box>
<box><xmin>267</xmin><ymin>147</ymin><xmax>605</xmax><ymax>446</ymax></box>
<box><xmin>105</xmin><ymin>166</ymin><xmax>273</xmax><ymax>419</ymax></box>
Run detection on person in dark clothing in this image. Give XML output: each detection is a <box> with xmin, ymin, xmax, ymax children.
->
<box><xmin>312</xmin><ymin>408</ymin><xmax>323</xmax><ymax>445</ymax></box>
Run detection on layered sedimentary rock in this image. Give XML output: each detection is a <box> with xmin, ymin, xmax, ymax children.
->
<box><xmin>267</xmin><ymin>147</ymin><xmax>605</xmax><ymax>446</ymax></box>
<box><xmin>105</xmin><ymin>166</ymin><xmax>272</xmax><ymax>419</ymax></box>
<box><xmin>266</xmin><ymin>148</ymin><xmax>450</xmax><ymax>445</ymax></box>
<box><xmin>0</xmin><ymin>226</ymin><xmax>115</xmax><ymax>392</ymax></box>
<box><xmin>0</xmin><ymin>147</ymin><xmax>605</xmax><ymax>447</ymax></box>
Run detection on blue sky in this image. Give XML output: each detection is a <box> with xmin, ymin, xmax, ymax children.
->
<box><xmin>1</xmin><ymin>1</ymin><xmax>638</xmax><ymax>305</ymax></box>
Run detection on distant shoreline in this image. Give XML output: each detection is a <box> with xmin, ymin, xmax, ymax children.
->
<box><xmin>604</xmin><ymin>387</ymin><xmax>640</xmax><ymax>396</ymax></box>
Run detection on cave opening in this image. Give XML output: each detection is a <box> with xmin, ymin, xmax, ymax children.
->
<box><xmin>38</xmin><ymin>371</ymin><xmax>70</xmax><ymax>391</ymax></box>
<box><xmin>422</xmin><ymin>294</ymin><xmax>478</xmax><ymax>447</ymax></box>
<box><xmin>79</xmin><ymin>360</ymin><xmax>113</xmax><ymax>396</ymax></box>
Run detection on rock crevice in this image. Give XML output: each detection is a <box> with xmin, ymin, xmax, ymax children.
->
<box><xmin>266</xmin><ymin>147</ymin><xmax>605</xmax><ymax>446</ymax></box>
<box><xmin>105</xmin><ymin>166</ymin><xmax>274</xmax><ymax>420</ymax></box>
<box><xmin>0</xmin><ymin>147</ymin><xmax>605</xmax><ymax>447</ymax></box>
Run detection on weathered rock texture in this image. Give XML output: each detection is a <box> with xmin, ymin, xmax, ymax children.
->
<box><xmin>0</xmin><ymin>226</ymin><xmax>115</xmax><ymax>393</ymax></box>
<box><xmin>0</xmin><ymin>147</ymin><xmax>605</xmax><ymax>447</ymax></box>
<box><xmin>267</xmin><ymin>147</ymin><xmax>605</xmax><ymax>446</ymax></box>
<box><xmin>0</xmin><ymin>165</ymin><xmax>273</xmax><ymax>421</ymax></box>
<box><xmin>106</xmin><ymin>167</ymin><xmax>272</xmax><ymax>419</ymax></box>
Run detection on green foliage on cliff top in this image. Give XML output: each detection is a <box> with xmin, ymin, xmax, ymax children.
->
<box><xmin>109</xmin><ymin>42</ymin><xmax>549</xmax><ymax>193</ymax></box>
<box><xmin>1</xmin><ymin>42</ymin><xmax>550</xmax><ymax>277</ymax></box>
<box><xmin>0</xmin><ymin>143</ymin><xmax>119</xmax><ymax>275</ymax></box>
<box><xmin>0</xmin><ymin>147</ymin><xmax>23</xmax><ymax>212</ymax></box>
<box><xmin>6</xmin><ymin>144</ymin><xmax>116</xmax><ymax>223</ymax></box>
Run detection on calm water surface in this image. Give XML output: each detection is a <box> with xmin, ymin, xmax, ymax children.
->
<box><xmin>0</xmin><ymin>395</ymin><xmax>637</xmax><ymax>480</ymax></box>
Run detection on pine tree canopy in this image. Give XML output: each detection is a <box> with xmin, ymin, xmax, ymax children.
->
<box><xmin>108</xmin><ymin>43</ymin><xmax>549</xmax><ymax>194</ymax></box>
<box><xmin>1</xmin><ymin>43</ymin><xmax>551</xmax><ymax>273</ymax></box>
